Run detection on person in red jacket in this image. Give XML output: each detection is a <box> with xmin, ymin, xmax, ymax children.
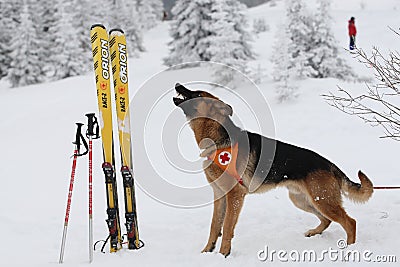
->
<box><xmin>348</xmin><ymin>17</ymin><xmax>357</xmax><ymax>50</ymax></box>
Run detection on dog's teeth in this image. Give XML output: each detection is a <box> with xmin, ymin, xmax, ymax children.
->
<box><xmin>176</xmin><ymin>93</ymin><xmax>185</xmax><ymax>100</ymax></box>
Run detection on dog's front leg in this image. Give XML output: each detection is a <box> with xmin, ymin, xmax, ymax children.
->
<box><xmin>201</xmin><ymin>190</ymin><xmax>226</xmax><ymax>253</ymax></box>
<box><xmin>219</xmin><ymin>184</ymin><xmax>246</xmax><ymax>257</ymax></box>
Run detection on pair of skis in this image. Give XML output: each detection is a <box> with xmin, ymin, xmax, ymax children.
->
<box><xmin>90</xmin><ymin>24</ymin><xmax>142</xmax><ymax>252</ymax></box>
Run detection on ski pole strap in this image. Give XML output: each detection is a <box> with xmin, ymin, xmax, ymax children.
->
<box><xmin>73</xmin><ymin>122</ymin><xmax>89</xmax><ymax>157</ymax></box>
<box><xmin>85</xmin><ymin>113</ymin><xmax>100</xmax><ymax>139</ymax></box>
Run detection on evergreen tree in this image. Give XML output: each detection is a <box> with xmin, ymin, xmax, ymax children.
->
<box><xmin>87</xmin><ymin>0</ymin><xmax>144</xmax><ymax>58</ymax></box>
<box><xmin>164</xmin><ymin>0</ymin><xmax>214</xmax><ymax>66</ymax></box>
<box><xmin>30</xmin><ymin>0</ymin><xmax>59</xmax><ymax>78</ymax></box>
<box><xmin>88</xmin><ymin>0</ymin><xmax>112</xmax><ymax>27</ymax></box>
<box><xmin>285</xmin><ymin>0</ymin><xmax>315</xmax><ymax>78</ymax></box>
<box><xmin>309</xmin><ymin>0</ymin><xmax>353</xmax><ymax>79</ymax></box>
<box><xmin>109</xmin><ymin>0</ymin><xmax>145</xmax><ymax>55</ymax></box>
<box><xmin>136</xmin><ymin>0</ymin><xmax>164</xmax><ymax>31</ymax></box>
<box><xmin>271</xmin><ymin>24</ymin><xmax>298</xmax><ymax>102</ymax></box>
<box><xmin>53</xmin><ymin>0</ymin><xmax>88</xmax><ymax>79</ymax></box>
<box><xmin>271</xmin><ymin>0</ymin><xmax>313</xmax><ymax>101</ymax></box>
<box><xmin>165</xmin><ymin>0</ymin><xmax>254</xmax><ymax>76</ymax></box>
<box><xmin>71</xmin><ymin>0</ymin><xmax>92</xmax><ymax>73</ymax></box>
<box><xmin>7</xmin><ymin>2</ymin><xmax>42</xmax><ymax>87</ymax></box>
<box><xmin>227</xmin><ymin>0</ymin><xmax>254</xmax><ymax>61</ymax></box>
<box><xmin>206</xmin><ymin>0</ymin><xmax>255</xmax><ymax>83</ymax></box>
<box><xmin>0</xmin><ymin>0</ymin><xmax>22</xmax><ymax>79</ymax></box>
<box><xmin>273</xmin><ymin>0</ymin><xmax>354</xmax><ymax>82</ymax></box>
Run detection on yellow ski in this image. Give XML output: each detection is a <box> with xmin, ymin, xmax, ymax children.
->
<box><xmin>109</xmin><ymin>29</ymin><xmax>142</xmax><ymax>250</ymax></box>
<box><xmin>90</xmin><ymin>24</ymin><xmax>122</xmax><ymax>253</ymax></box>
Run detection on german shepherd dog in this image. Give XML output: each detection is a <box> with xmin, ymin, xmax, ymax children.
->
<box><xmin>172</xmin><ymin>83</ymin><xmax>373</xmax><ymax>257</ymax></box>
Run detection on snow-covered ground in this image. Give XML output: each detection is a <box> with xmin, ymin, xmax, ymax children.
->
<box><xmin>1</xmin><ymin>0</ymin><xmax>399</xmax><ymax>266</ymax></box>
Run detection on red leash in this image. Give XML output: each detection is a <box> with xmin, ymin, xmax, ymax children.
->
<box><xmin>373</xmin><ymin>186</ymin><xmax>400</xmax><ymax>189</ymax></box>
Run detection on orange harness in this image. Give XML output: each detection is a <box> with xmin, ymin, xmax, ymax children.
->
<box><xmin>207</xmin><ymin>143</ymin><xmax>244</xmax><ymax>185</ymax></box>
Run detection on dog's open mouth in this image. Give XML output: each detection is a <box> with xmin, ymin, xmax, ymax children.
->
<box><xmin>173</xmin><ymin>92</ymin><xmax>188</xmax><ymax>106</ymax></box>
<box><xmin>173</xmin><ymin>83</ymin><xmax>192</xmax><ymax>106</ymax></box>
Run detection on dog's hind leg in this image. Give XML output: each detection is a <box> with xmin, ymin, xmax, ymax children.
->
<box><xmin>289</xmin><ymin>191</ymin><xmax>331</xmax><ymax>237</ymax></box>
<box><xmin>219</xmin><ymin>184</ymin><xmax>246</xmax><ymax>257</ymax></box>
<box><xmin>314</xmin><ymin>201</ymin><xmax>356</xmax><ymax>245</ymax></box>
<box><xmin>201</xmin><ymin>189</ymin><xmax>226</xmax><ymax>253</ymax></box>
<box><xmin>305</xmin><ymin>172</ymin><xmax>357</xmax><ymax>245</ymax></box>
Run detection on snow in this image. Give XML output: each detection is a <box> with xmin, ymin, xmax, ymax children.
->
<box><xmin>1</xmin><ymin>0</ymin><xmax>399</xmax><ymax>266</ymax></box>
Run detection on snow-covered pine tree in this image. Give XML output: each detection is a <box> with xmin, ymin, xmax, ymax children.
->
<box><xmin>309</xmin><ymin>0</ymin><xmax>353</xmax><ymax>79</ymax></box>
<box><xmin>206</xmin><ymin>0</ymin><xmax>255</xmax><ymax>84</ymax></box>
<box><xmin>273</xmin><ymin>0</ymin><xmax>354</xmax><ymax>83</ymax></box>
<box><xmin>109</xmin><ymin>0</ymin><xmax>145</xmax><ymax>55</ymax></box>
<box><xmin>226</xmin><ymin>0</ymin><xmax>254</xmax><ymax>65</ymax></box>
<box><xmin>53</xmin><ymin>0</ymin><xmax>88</xmax><ymax>79</ymax></box>
<box><xmin>29</xmin><ymin>0</ymin><xmax>59</xmax><ymax>78</ymax></box>
<box><xmin>136</xmin><ymin>0</ymin><xmax>164</xmax><ymax>31</ymax></box>
<box><xmin>7</xmin><ymin>2</ymin><xmax>42</xmax><ymax>87</ymax></box>
<box><xmin>271</xmin><ymin>24</ymin><xmax>298</xmax><ymax>102</ymax></box>
<box><xmin>88</xmin><ymin>0</ymin><xmax>112</xmax><ymax>27</ymax></box>
<box><xmin>124</xmin><ymin>2</ymin><xmax>146</xmax><ymax>54</ymax></box>
<box><xmin>0</xmin><ymin>0</ymin><xmax>22</xmax><ymax>79</ymax></box>
<box><xmin>70</xmin><ymin>0</ymin><xmax>93</xmax><ymax>73</ymax></box>
<box><xmin>164</xmin><ymin>0</ymin><xmax>214</xmax><ymax>66</ymax></box>
<box><xmin>271</xmin><ymin>0</ymin><xmax>314</xmax><ymax>101</ymax></box>
<box><xmin>285</xmin><ymin>0</ymin><xmax>315</xmax><ymax>78</ymax></box>
<box><xmin>165</xmin><ymin>0</ymin><xmax>254</xmax><ymax>81</ymax></box>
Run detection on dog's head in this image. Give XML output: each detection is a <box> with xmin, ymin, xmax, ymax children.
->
<box><xmin>173</xmin><ymin>83</ymin><xmax>234</xmax><ymax>148</ymax></box>
<box><xmin>173</xmin><ymin>83</ymin><xmax>232</xmax><ymax>119</ymax></box>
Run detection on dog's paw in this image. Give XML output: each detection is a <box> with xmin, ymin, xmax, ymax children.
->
<box><xmin>219</xmin><ymin>244</ymin><xmax>231</xmax><ymax>258</ymax></box>
<box><xmin>201</xmin><ymin>242</ymin><xmax>216</xmax><ymax>253</ymax></box>
<box><xmin>304</xmin><ymin>229</ymin><xmax>320</xmax><ymax>237</ymax></box>
<box><xmin>219</xmin><ymin>248</ymin><xmax>231</xmax><ymax>258</ymax></box>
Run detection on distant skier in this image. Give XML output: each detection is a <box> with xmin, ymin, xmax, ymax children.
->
<box><xmin>348</xmin><ymin>17</ymin><xmax>357</xmax><ymax>50</ymax></box>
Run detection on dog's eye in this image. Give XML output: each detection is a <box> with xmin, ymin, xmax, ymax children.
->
<box><xmin>197</xmin><ymin>93</ymin><xmax>202</xmax><ymax>97</ymax></box>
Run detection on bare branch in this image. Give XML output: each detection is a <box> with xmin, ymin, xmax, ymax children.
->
<box><xmin>323</xmin><ymin>32</ymin><xmax>400</xmax><ymax>141</ymax></box>
<box><xmin>388</xmin><ymin>26</ymin><xmax>400</xmax><ymax>37</ymax></box>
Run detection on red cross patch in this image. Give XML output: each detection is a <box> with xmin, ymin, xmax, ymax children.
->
<box><xmin>218</xmin><ymin>151</ymin><xmax>231</xmax><ymax>166</ymax></box>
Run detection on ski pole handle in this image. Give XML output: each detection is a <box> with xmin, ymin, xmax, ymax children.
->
<box><xmin>74</xmin><ymin>123</ymin><xmax>89</xmax><ymax>156</ymax></box>
<box><xmin>85</xmin><ymin>113</ymin><xmax>100</xmax><ymax>139</ymax></box>
<box><xmin>74</xmin><ymin>123</ymin><xmax>84</xmax><ymax>152</ymax></box>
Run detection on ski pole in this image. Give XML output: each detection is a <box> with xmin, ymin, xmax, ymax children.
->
<box><xmin>59</xmin><ymin>123</ymin><xmax>88</xmax><ymax>264</ymax></box>
<box><xmin>85</xmin><ymin>113</ymin><xmax>100</xmax><ymax>263</ymax></box>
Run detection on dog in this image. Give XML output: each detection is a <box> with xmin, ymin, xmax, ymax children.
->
<box><xmin>172</xmin><ymin>83</ymin><xmax>373</xmax><ymax>257</ymax></box>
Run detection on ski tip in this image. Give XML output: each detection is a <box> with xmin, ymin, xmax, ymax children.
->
<box><xmin>109</xmin><ymin>28</ymin><xmax>125</xmax><ymax>36</ymax></box>
<box><xmin>91</xmin><ymin>24</ymin><xmax>106</xmax><ymax>30</ymax></box>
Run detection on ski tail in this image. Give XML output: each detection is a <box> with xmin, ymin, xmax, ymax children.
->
<box><xmin>90</xmin><ymin>24</ymin><xmax>123</xmax><ymax>252</ymax></box>
<box><xmin>333</xmin><ymin>166</ymin><xmax>374</xmax><ymax>203</ymax></box>
<box><xmin>109</xmin><ymin>28</ymin><xmax>143</xmax><ymax>250</ymax></box>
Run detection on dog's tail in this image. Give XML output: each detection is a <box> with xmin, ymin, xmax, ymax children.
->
<box><xmin>333</xmin><ymin>167</ymin><xmax>374</xmax><ymax>203</ymax></box>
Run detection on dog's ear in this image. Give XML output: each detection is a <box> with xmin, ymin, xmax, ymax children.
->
<box><xmin>215</xmin><ymin>100</ymin><xmax>233</xmax><ymax>116</ymax></box>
